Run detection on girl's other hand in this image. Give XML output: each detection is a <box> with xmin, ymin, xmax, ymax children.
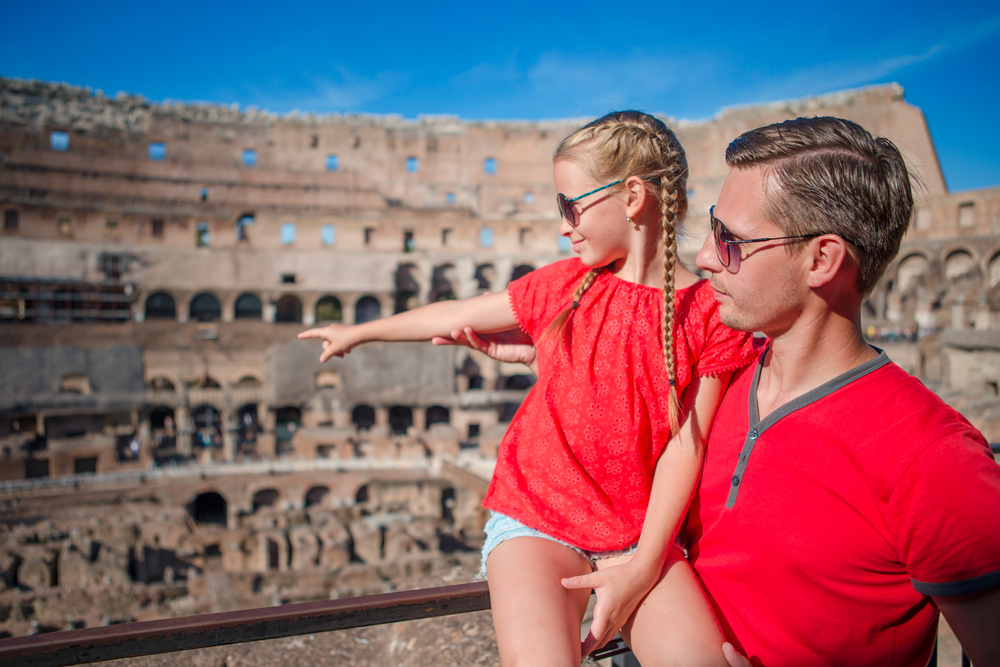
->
<box><xmin>297</xmin><ymin>324</ymin><xmax>356</xmax><ymax>362</ymax></box>
<box><xmin>561</xmin><ymin>557</ymin><xmax>661</xmax><ymax>657</ymax></box>
<box><xmin>432</xmin><ymin>326</ymin><xmax>538</xmax><ymax>371</ymax></box>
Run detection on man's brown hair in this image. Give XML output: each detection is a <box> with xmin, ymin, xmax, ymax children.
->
<box><xmin>725</xmin><ymin>116</ymin><xmax>914</xmax><ymax>297</ymax></box>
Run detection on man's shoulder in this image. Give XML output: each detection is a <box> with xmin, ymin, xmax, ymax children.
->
<box><xmin>849</xmin><ymin>358</ymin><xmax>988</xmax><ymax>457</ymax></box>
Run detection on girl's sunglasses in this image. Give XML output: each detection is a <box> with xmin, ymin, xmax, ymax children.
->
<box><xmin>556</xmin><ymin>180</ymin><xmax>623</xmax><ymax>227</ymax></box>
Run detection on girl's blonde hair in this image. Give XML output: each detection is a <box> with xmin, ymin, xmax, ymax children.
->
<box><xmin>549</xmin><ymin>110</ymin><xmax>689</xmax><ymax>432</ymax></box>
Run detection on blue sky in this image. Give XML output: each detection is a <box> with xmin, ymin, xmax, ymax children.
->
<box><xmin>3</xmin><ymin>0</ymin><xmax>998</xmax><ymax>191</ymax></box>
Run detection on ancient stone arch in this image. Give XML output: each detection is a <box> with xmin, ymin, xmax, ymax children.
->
<box><xmin>189</xmin><ymin>292</ymin><xmax>222</xmax><ymax>322</ymax></box>
<box><xmin>352</xmin><ymin>405</ymin><xmax>375</xmax><ymax>430</ymax></box>
<box><xmin>355</xmin><ymin>295</ymin><xmax>381</xmax><ymax>323</ymax></box>
<box><xmin>895</xmin><ymin>253</ymin><xmax>930</xmax><ymax>294</ymax></box>
<box><xmin>275</xmin><ymin>294</ymin><xmax>302</xmax><ymax>323</ymax></box>
<box><xmin>511</xmin><ymin>264</ymin><xmax>535</xmax><ymax>282</ymax></box>
<box><xmin>943</xmin><ymin>247</ymin><xmax>978</xmax><ymax>280</ymax></box>
<box><xmin>430</xmin><ymin>264</ymin><xmax>458</xmax><ymax>302</ymax></box>
<box><xmin>189</xmin><ymin>491</ymin><xmax>228</xmax><ymax>526</ymax></box>
<box><xmin>426</xmin><ymin>405</ymin><xmax>450</xmax><ymax>427</ymax></box>
<box><xmin>394</xmin><ymin>264</ymin><xmax>421</xmax><ymax>313</ymax></box>
<box><xmin>315</xmin><ymin>295</ymin><xmax>343</xmax><ymax>322</ymax></box>
<box><xmin>988</xmin><ymin>250</ymin><xmax>1000</xmax><ymax>288</ymax></box>
<box><xmin>475</xmin><ymin>263</ymin><xmax>496</xmax><ymax>291</ymax></box>
<box><xmin>251</xmin><ymin>488</ymin><xmax>281</xmax><ymax>512</ymax></box>
<box><xmin>144</xmin><ymin>291</ymin><xmax>176</xmax><ymax>320</ymax></box>
<box><xmin>234</xmin><ymin>292</ymin><xmax>262</xmax><ymax>319</ymax></box>
<box><xmin>389</xmin><ymin>406</ymin><xmax>414</xmax><ymax>435</ymax></box>
<box><xmin>304</xmin><ymin>486</ymin><xmax>330</xmax><ymax>507</ymax></box>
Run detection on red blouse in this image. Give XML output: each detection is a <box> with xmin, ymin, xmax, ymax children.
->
<box><xmin>482</xmin><ymin>259</ymin><xmax>757</xmax><ymax>551</ymax></box>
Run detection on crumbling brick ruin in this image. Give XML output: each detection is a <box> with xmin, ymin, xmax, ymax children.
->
<box><xmin>1</xmin><ymin>77</ymin><xmax>998</xmax><ymax>639</ymax></box>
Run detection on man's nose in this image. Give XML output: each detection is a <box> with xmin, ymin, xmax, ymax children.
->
<box><xmin>695</xmin><ymin>228</ymin><xmax>720</xmax><ymax>272</ymax></box>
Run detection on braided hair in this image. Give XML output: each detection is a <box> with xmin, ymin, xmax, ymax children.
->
<box><xmin>547</xmin><ymin>111</ymin><xmax>688</xmax><ymax>432</ymax></box>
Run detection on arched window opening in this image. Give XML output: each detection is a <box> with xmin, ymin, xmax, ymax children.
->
<box><xmin>460</xmin><ymin>356</ymin><xmax>483</xmax><ymax>390</ymax></box>
<box><xmin>192</xmin><ymin>405</ymin><xmax>222</xmax><ymax>448</ymax></box>
<box><xmin>896</xmin><ymin>254</ymin><xmax>929</xmax><ymax>294</ymax></box>
<box><xmin>275</xmin><ymin>407</ymin><xmax>301</xmax><ymax>450</ymax></box>
<box><xmin>235</xmin><ymin>213</ymin><xmax>254</xmax><ymax>242</ymax></box>
<box><xmin>148</xmin><ymin>377</ymin><xmax>175</xmax><ymax>392</ymax></box>
<box><xmin>352</xmin><ymin>405</ymin><xmax>376</xmax><ymax>430</ymax></box>
<box><xmin>315</xmin><ymin>296</ymin><xmax>343</xmax><ymax>322</ymax></box>
<box><xmin>511</xmin><ymin>264</ymin><xmax>535</xmax><ymax>282</ymax></box>
<box><xmin>394</xmin><ymin>264</ymin><xmax>420</xmax><ymax>314</ymax></box>
<box><xmin>305</xmin><ymin>486</ymin><xmax>329</xmax><ymax>507</ymax></box>
<box><xmin>441</xmin><ymin>487</ymin><xmax>456</xmax><ymax>522</ymax></box>
<box><xmin>475</xmin><ymin>264</ymin><xmax>495</xmax><ymax>291</ymax></box>
<box><xmin>252</xmin><ymin>489</ymin><xmax>280</xmax><ymax>513</ymax></box>
<box><xmin>499</xmin><ymin>402</ymin><xmax>520</xmax><ymax>423</ymax></box>
<box><xmin>189</xmin><ymin>292</ymin><xmax>221</xmax><ymax>322</ymax></box>
<box><xmin>275</xmin><ymin>295</ymin><xmax>302</xmax><ymax>323</ymax></box>
<box><xmin>426</xmin><ymin>406</ymin><xmax>450</xmax><ymax>426</ymax></box>
<box><xmin>190</xmin><ymin>492</ymin><xmax>227</xmax><ymax>526</ymax></box>
<box><xmin>504</xmin><ymin>375</ymin><xmax>536</xmax><ymax>390</ymax></box>
<box><xmin>989</xmin><ymin>252</ymin><xmax>1000</xmax><ymax>288</ymax></box>
<box><xmin>234</xmin><ymin>293</ymin><xmax>262</xmax><ymax>319</ymax></box>
<box><xmin>236</xmin><ymin>403</ymin><xmax>260</xmax><ymax>452</ymax></box>
<box><xmin>356</xmin><ymin>484</ymin><xmax>369</xmax><ymax>503</ymax></box>
<box><xmin>389</xmin><ymin>406</ymin><xmax>414</xmax><ymax>435</ymax></box>
<box><xmin>149</xmin><ymin>406</ymin><xmax>175</xmax><ymax>431</ymax></box>
<box><xmin>145</xmin><ymin>292</ymin><xmax>176</xmax><ymax>320</ymax></box>
<box><xmin>355</xmin><ymin>296</ymin><xmax>381</xmax><ymax>324</ymax></box>
<box><xmin>430</xmin><ymin>264</ymin><xmax>457</xmax><ymax>302</ymax></box>
<box><xmin>944</xmin><ymin>250</ymin><xmax>976</xmax><ymax>280</ymax></box>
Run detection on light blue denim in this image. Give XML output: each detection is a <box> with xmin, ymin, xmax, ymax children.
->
<box><xmin>479</xmin><ymin>511</ymin><xmax>638</xmax><ymax>578</ymax></box>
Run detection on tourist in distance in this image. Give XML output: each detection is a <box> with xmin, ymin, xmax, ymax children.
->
<box><xmin>447</xmin><ymin>117</ymin><xmax>1000</xmax><ymax>667</ymax></box>
<box><xmin>300</xmin><ymin>110</ymin><xmax>757</xmax><ymax>666</ymax></box>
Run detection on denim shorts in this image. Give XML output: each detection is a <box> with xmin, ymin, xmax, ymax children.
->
<box><xmin>479</xmin><ymin>512</ymin><xmax>638</xmax><ymax>578</ymax></box>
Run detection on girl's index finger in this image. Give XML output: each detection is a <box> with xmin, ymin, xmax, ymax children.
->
<box><xmin>297</xmin><ymin>328</ymin><xmax>326</xmax><ymax>340</ymax></box>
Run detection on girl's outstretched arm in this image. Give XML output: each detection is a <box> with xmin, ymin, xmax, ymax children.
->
<box><xmin>562</xmin><ymin>372</ymin><xmax>734</xmax><ymax>655</ymax></box>
<box><xmin>298</xmin><ymin>290</ymin><xmax>517</xmax><ymax>363</ymax></box>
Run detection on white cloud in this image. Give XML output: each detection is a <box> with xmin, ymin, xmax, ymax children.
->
<box><xmin>247</xmin><ymin>67</ymin><xmax>407</xmax><ymax>113</ymax></box>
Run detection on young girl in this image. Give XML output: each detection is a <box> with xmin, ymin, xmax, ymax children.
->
<box><xmin>299</xmin><ymin>111</ymin><xmax>755</xmax><ymax>666</ymax></box>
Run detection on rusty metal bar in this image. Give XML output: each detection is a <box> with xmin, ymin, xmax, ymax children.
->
<box><xmin>0</xmin><ymin>581</ymin><xmax>490</xmax><ymax>667</ymax></box>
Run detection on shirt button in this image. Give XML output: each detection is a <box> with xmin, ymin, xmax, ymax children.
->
<box><xmin>749</xmin><ymin>430</ymin><xmax>758</xmax><ymax>440</ymax></box>
<box><xmin>731</xmin><ymin>476</ymin><xmax>740</xmax><ymax>486</ymax></box>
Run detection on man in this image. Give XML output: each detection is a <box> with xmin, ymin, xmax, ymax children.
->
<box><xmin>437</xmin><ymin>117</ymin><xmax>1000</xmax><ymax>666</ymax></box>
<box><xmin>688</xmin><ymin>117</ymin><xmax>1000</xmax><ymax>666</ymax></box>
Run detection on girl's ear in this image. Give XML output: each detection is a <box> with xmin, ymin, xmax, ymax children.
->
<box><xmin>624</xmin><ymin>175</ymin><xmax>648</xmax><ymax>219</ymax></box>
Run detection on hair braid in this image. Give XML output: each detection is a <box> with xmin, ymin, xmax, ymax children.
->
<box><xmin>544</xmin><ymin>267</ymin><xmax>604</xmax><ymax>340</ymax></box>
<box><xmin>550</xmin><ymin>111</ymin><xmax>688</xmax><ymax>435</ymax></box>
<box><xmin>659</xmin><ymin>166</ymin><xmax>682</xmax><ymax>434</ymax></box>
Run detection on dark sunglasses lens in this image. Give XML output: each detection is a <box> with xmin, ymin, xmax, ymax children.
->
<box><xmin>557</xmin><ymin>194</ymin><xmax>577</xmax><ymax>226</ymax></box>
<box><xmin>713</xmin><ymin>217</ymin><xmax>730</xmax><ymax>267</ymax></box>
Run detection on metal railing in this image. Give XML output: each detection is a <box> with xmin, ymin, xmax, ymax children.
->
<box><xmin>0</xmin><ymin>580</ymin><xmax>963</xmax><ymax>667</ymax></box>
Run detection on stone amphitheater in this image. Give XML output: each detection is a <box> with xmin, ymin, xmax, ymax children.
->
<box><xmin>0</xmin><ymin>77</ymin><xmax>997</xmax><ymax>664</ymax></box>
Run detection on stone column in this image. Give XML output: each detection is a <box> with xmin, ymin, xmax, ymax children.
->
<box><xmin>952</xmin><ymin>296</ymin><xmax>966</xmax><ymax>330</ymax></box>
<box><xmin>175</xmin><ymin>406</ymin><xmax>192</xmax><ymax>457</ymax></box>
<box><xmin>975</xmin><ymin>296</ymin><xmax>991</xmax><ymax>331</ymax></box>
<box><xmin>222</xmin><ymin>409</ymin><xmax>237</xmax><ymax>463</ymax></box>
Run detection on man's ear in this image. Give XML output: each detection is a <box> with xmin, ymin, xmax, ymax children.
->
<box><xmin>624</xmin><ymin>176</ymin><xmax>647</xmax><ymax>219</ymax></box>
<box><xmin>806</xmin><ymin>236</ymin><xmax>853</xmax><ymax>289</ymax></box>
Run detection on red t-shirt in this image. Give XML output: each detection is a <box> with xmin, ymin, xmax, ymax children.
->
<box><xmin>686</xmin><ymin>347</ymin><xmax>1000</xmax><ymax>667</ymax></box>
<box><xmin>482</xmin><ymin>259</ymin><xmax>757</xmax><ymax>551</ymax></box>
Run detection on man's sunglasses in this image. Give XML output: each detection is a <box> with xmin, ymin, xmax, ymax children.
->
<box><xmin>709</xmin><ymin>205</ymin><xmax>862</xmax><ymax>271</ymax></box>
<box><xmin>556</xmin><ymin>180</ymin><xmax>623</xmax><ymax>227</ymax></box>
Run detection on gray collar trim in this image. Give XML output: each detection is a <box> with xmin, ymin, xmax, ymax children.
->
<box><xmin>725</xmin><ymin>345</ymin><xmax>890</xmax><ymax>508</ymax></box>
